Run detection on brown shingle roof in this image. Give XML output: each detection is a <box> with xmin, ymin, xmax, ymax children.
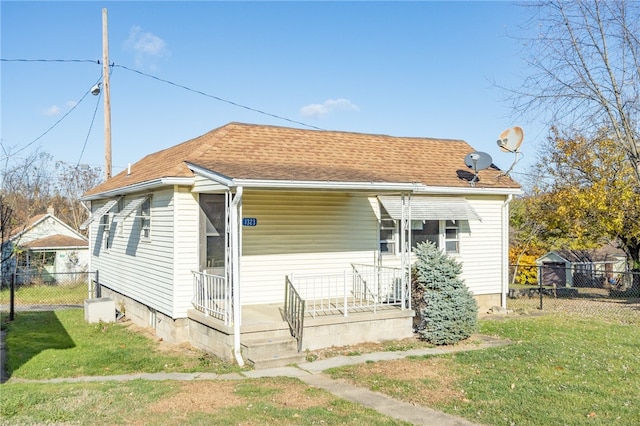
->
<box><xmin>84</xmin><ymin>122</ymin><xmax>520</xmax><ymax>196</ymax></box>
<box><xmin>23</xmin><ymin>234</ymin><xmax>88</xmax><ymax>249</ymax></box>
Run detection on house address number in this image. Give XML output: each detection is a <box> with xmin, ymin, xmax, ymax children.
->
<box><xmin>242</xmin><ymin>218</ymin><xmax>258</xmax><ymax>227</ymax></box>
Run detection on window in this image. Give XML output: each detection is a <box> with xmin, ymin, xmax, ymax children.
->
<box><xmin>101</xmin><ymin>213</ymin><xmax>112</xmax><ymax>249</ymax></box>
<box><xmin>116</xmin><ymin>198</ymin><xmax>125</xmax><ymax>237</ymax></box>
<box><xmin>199</xmin><ymin>194</ymin><xmax>226</xmax><ymax>275</ymax></box>
<box><xmin>444</xmin><ymin>220</ymin><xmax>460</xmax><ymax>253</ymax></box>
<box><xmin>378</xmin><ymin>209</ymin><xmax>461</xmax><ymax>255</ymax></box>
<box><xmin>141</xmin><ymin>197</ymin><xmax>151</xmax><ymax>240</ymax></box>
<box><xmin>379</xmin><ymin>206</ymin><xmax>396</xmax><ymax>254</ymax></box>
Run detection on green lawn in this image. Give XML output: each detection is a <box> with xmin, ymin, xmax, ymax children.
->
<box><xmin>3</xmin><ymin>309</ymin><xmax>242</xmax><ymax>379</ymax></box>
<box><xmin>0</xmin><ymin>281</ymin><xmax>89</xmax><ymax>306</ymax></box>
<box><xmin>2</xmin><ymin>309</ymin><xmax>640</xmax><ymax>425</ymax></box>
<box><xmin>327</xmin><ymin>314</ymin><xmax>640</xmax><ymax>426</ymax></box>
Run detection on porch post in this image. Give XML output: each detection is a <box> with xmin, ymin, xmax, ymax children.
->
<box><xmin>400</xmin><ymin>192</ymin><xmax>411</xmax><ymax>310</ymax></box>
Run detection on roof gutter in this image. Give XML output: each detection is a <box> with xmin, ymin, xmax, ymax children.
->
<box><xmin>413</xmin><ymin>185</ymin><xmax>522</xmax><ymax>196</ymax></box>
<box><xmin>80</xmin><ymin>177</ymin><xmax>195</xmax><ymax>201</ymax></box>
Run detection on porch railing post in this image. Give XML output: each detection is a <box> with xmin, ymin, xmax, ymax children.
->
<box><xmin>343</xmin><ymin>270</ymin><xmax>348</xmax><ymax>317</ymax></box>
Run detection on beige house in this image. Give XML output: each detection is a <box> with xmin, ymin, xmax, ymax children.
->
<box><xmin>81</xmin><ymin>122</ymin><xmax>520</xmax><ymax>367</ymax></box>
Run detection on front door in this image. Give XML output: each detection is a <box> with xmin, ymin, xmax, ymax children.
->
<box><xmin>199</xmin><ymin>194</ymin><xmax>227</xmax><ymax>276</ymax></box>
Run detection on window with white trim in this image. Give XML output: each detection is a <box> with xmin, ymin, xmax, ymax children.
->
<box><xmin>140</xmin><ymin>197</ymin><xmax>151</xmax><ymax>241</ymax></box>
<box><xmin>444</xmin><ymin>220</ymin><xmax>460</xmax><ymax>253</ymax></box>
<box><xmin>101</xmin><ymin>212</ymin><xmax>112</xmax><ymax>249</ymax></box>
<box><xmin>378</xmin><ymin>207</ymin><xmax>461</xmax><ymax>255</ymax></box>
<box><xmin>116</xmin><ymin>197</ymin><xmax>125</xmax><ymax>237</ymax></box>
<box><xmin>379</xmin><ymin>207</ymin><xmax>397</xmax><ymax>254</ymax></box>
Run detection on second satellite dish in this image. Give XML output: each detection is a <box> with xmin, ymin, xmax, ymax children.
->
<box><xmin>497</xmin><ymin>126</ymin><xmax>524</xmax><ymax>152</ymax></box>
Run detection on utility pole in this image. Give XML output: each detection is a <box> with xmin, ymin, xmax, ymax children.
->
<box><xmin>102</xmin><ymin>8</ymin><xmax>112</xmax><ymax>180</ymax></box>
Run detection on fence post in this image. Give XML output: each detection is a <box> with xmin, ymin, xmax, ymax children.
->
<box><xmin>9</xmin><ymin>272</ymin><xmax>15</xmax><ymax>321</ymax></box>
<box><xmin>539</xmin><ymin>267</ymin><xmax>543</xmax><ymax>310</ymax></box>
<box><xmin>95</xmin><ymin>270</ymin><xmax>101</xmax><ymax>298</ymax></box>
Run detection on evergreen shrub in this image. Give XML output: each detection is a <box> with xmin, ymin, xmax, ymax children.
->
<box><xmin>411</xmin><ymin>241</ymin><xmax>478</xmax><ymax>345</ymax></box>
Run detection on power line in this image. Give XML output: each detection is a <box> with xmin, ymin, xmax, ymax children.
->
<box><xmin>77</xmin><ymin>88</ymin><xmax>102</xmax><ymax>166</ymax></box>
<box><xmin>112</xmin><ymin>63</ymin><xmax>324</xmax><ymax>131</ymax></box>
<box><xmin>0</xmin><ymin>58</ymin><xmax>99</xmax><ymax>64</ymax></box>
<box><xmin>4</xmin><ymin>74</ymin><xmax>103</xmax><ymax>159</ymax></box>
<box><xmin>2</xmin><ymin>57</ymin><xmax>324</xmax><ymax>131</ymax></box>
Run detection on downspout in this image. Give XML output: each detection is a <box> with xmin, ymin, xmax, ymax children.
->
<box><xmin>501</xmin><ymin>194</ymin><xmax>513</xmax><ymax>308</ymax></box>
<box><xmin>231</xmin><ymin>187</ymin><xmax>244</xmax><ymax>367</ymax></box>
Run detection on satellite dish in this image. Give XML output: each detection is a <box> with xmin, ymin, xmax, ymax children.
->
<box><xmin>464</xmin><ymin>151</ymin><xmax>493</xmax><ymax>171</ymax></box>
<box><xmin>464</xmin><ymin>151</ymin><xmax>493</xmax><ymax>186</ymax></box>
<box><xmin>497</xmin><ymin>126</ymin><xmax>524</xmax><ymax>153</ymax></box>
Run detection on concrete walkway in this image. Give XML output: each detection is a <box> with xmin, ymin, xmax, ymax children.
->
<box><xmin>1</xmin><ymin>331</ymin><xmax>509</xmax><ymax>426</ymax></box>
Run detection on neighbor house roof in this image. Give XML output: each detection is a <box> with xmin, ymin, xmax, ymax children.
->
<box><xmin>84</xmin><ymin>122</ymin><xmax>520</xmax><ymax>197</ymax></box>
<box><xmin>23</xmin><ymin>235</ymin><xmax>88</xmax><ymax>250</ymax></box>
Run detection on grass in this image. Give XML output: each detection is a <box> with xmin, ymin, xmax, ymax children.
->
<box><xmin>3</xmin><ymin>309</ymin><xmax>242</xmax><ymax>379</ymax></box>
<box><xmin>3</xmin><ymin>308</ymin><xmax>640</xmax><ymax>425</ymax></box>
<box><xmin>0</xmin><ymin>377</ymin><xmax>412</xmax><ymax>425</ymax></box>
<box><xmin>0</xmin><ymin>281</ymin><xmax>89</xmax><ymax>305</ymax></box>
<box><xmin>327</xmin><ymin>314</ymin><xmax>640</xmax><ymax>425</ymax></box>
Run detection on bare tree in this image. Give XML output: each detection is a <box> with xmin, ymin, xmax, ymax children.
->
<box><xmin>1</xmin><ymin>151</ymin><xmax>56</xmax><ymax>225</ymax></box>
<box><xmin>510</xmin><ymin>1</ymin><xmax>640</xmax><ymax>183</ymax></box>
<box><xmin>53</xmin><ymin>162</ymin><xmax>102</xmax><ymax>232</ymax></box>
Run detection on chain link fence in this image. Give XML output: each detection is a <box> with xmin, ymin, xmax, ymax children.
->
<box><xmin>507</xmin><ymin>264</ymin><xmax>640</xmax><ymax>323</ymax></box>
<box><xmin>1</xmin><ymin>271</ymin><xmax>97</xmax><ymax>318</ymax></box>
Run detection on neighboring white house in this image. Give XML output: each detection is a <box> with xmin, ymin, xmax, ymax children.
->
<box><xmin>80</xmin><ymin>122</ymin><xmax>521</xmax><ymax>366</ymax></box>
<box><xmin>1</xmin><ymin>207</ymin><xmax>89</xmax><ymax>285</ymax></box>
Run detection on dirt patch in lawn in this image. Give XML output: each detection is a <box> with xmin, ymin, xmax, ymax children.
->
<box><xmin>147</xmin><ymin>378</ymin><xmax>333</xmax><ymax>415</ymax></box>
<box><xmin>334</xmin><ymin>356</ymin><xmax>467</xmax><ymax>405</ymax></box>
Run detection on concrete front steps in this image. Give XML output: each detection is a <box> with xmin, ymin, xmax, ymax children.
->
<box><xmin>241</xmin><ymin>336</ymin><xmax>306</xmax><ymax>369</ymax></box>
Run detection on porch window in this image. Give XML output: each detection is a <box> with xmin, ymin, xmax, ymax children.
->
<box><xmin>379</xmin><ymin>207</ymin><xmax>396</xmax><ymax>254</ymax></box>
<box><xmin>199</xmin><ymin>193</ymin><xmax>226</xmax><ymax>275</ymax></box>
<box><xmin>140</xmin><ymin>197</ymin><xmax>151</xmax><ymax>241</ymax></box>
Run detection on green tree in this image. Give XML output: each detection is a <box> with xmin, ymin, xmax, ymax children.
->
<box><xmin>411</xmin><ymin>241</ymin><xmax>478</xmax><ymax>345</ymax></box>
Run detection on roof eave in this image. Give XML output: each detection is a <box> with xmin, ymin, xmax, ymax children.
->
<box><xmin>232</xmin><ymin>178</ymin><xmax>419</xmax><ymax>192</ymax></box>
<box><xmin>81</xmin><ymin>177</ymin><xmax>195</xmax><ymax>201</ymax></box>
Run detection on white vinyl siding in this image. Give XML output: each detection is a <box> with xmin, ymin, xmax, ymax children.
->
<box><xmin>457</xmin><ymin>195</ymin><xmax>506</xmax><ymax>295</ymax></box>
<box><xmin>377</xmin><ymin>195</ymin><xmax>507</xmax><ymax>297</ymax></box>
<box><xmin>89</xmin><ymin>189</ymin><xmax>176</xmax><ymax>316</ymax></box>
<box><xmin>240</xmin><ymin>191</ymin><xmax>378</xmax><ymax>305</ymax></box>
<box><xmin>192</xmin><ymin>174</ymin><xmax>228</xmax><ymax>192</ymax></box>
<box><xmin>173</xmin><ymin>187</ymin><xmax>200</xmax><ymax>317</ymax></box>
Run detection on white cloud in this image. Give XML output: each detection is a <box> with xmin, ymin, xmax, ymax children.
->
<box><xmin>42</xmin><ymin>105</ymin><xmax>60</xmax><ymax>116</ymax></box>
<box><xmin>124</xmin><ymin>26</ymin><xmax>170</xmax><ymax>67</ymax></box>
<box><xmin>300</xmin><ymin>98</ymin><xmax>359</xmax><ymax>119</ymax></box>
<box><xmin>66</xmin><ymin>100</ymin><xmax>78</xmax><ymax>108</ymax></box>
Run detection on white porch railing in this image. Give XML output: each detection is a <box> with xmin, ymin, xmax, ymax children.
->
<box><xmin>287</xmin><ymin>264</ymin><xmax>406</xmax><ymax>318</ymax></box>
<box><xmin>192</xmin><ymin>270</ymin><xmax>232</xmax><ymax>325</ymax></box>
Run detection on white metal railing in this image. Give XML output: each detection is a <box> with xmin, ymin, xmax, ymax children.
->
<box><xmin>288</xmin><ymin>264</ymin><xmax>406</xmax><ymax>318</ymax></box>
<box><xmin>192</xmin><ymin>270</ymin><xmax>232</xmax><ymax>325</ymax></box>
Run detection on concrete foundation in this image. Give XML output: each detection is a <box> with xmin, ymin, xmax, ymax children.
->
<box><xmin>99</xmin><ymin>286</ymin><xmax>189</xmax><ymax>344</ymax></box>
<box><xmin>474</xmin><ymin>293</ymin><xmax>502</xmax><ymax>312</ymax></box>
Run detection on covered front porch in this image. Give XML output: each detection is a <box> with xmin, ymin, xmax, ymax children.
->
<box><xmin>188</xmin><ymin>264</ymin><xmax>415</xmax><ymax>367</ymax></box>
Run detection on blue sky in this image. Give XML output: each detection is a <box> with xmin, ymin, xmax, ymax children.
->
<box><xmin>1</xmin><ymin>1</ymin><xmax>542</xmax><ymax>180</ymax></box>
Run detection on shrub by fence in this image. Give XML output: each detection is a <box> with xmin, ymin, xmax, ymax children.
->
<box><xmin>507</xmin><ymin>264</ymin><xmax>640</xmax><ymax>323</ymax></box>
